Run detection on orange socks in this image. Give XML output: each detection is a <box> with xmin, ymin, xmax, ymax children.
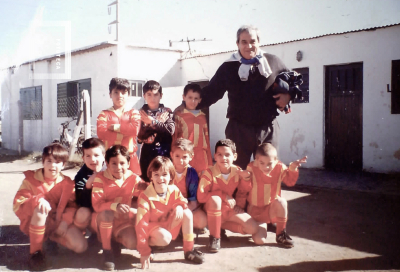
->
<box><xmin>182</xmin><ymin>233</ymin><xmax>194</xmax><ymax>253</ymax></box>
<box><xmin>221</xmin><ymin>221</ymin><xmax>246</xmax><ymax>234</ymax></box>
<box><xmin>207</xmin><ymin>209</ymin><xmax>221</xmax><ymax>238</ymax></box>
<box><xmin>99</xmin><ymin>222</ymin><xmax>113</xmax><ymax>250</ymax></box>
<box><xmin>29</xmin><ymin>225</ymin><xmax>46</xmax><ymax>254</ymax></box>
<box><xmin>274</xmin><ymin>217</ymin><xmax>287</xmax><ymax>235</ymax></box>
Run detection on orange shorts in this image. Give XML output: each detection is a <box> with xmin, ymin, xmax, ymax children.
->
<box><xmin>248</xmin><ymin>204</ymin><xmax>271</xmax><ymax>223</ymax></box>
<box><xmin>91</xmin><ymin>211</ymin><xmax>135</xmax><ymax>238</ymax></box>
<box><xmin>148</xmin><ymin>213</ymin><xmax>182</xmax><ymax>240</ymax></box>
<box><xmin>203</xmin><ymin>202</ymin><xmax>236</xmax><ymax>223</ymax></box>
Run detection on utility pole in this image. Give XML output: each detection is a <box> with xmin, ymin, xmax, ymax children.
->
<box><xmin>169</xmin><ymin>37</ymin><xmax>212</xmax><ymax>57</ymax></box>
<box><xmin>108</xmin><ymin>0</ymin><xmax>119</xmax><ymax>42</ymax></box>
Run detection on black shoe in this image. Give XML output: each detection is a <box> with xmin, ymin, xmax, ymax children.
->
<box><xmin>276</xmin><ymin>229</ymin><xmax>294</xmax><ymax>248</ymax></box>
<box><xmin>29</xmin><ymin>251</ymin><xmax>50</xmax><ymax>271</ymax></box>
<box><xmin>184</xmin><ymin>249</ymin><xmax>205</xmax><ymax>264</ymax></box>
<box><xmin>220</xmin><ymin>229</ymin><xmax>230</xmax><ymax>242</ymax></box>
<box><xmin>208</xmin><ymin>235</ymin><xmax>221</xmax><ymax>253</ymax></box>
<box><xmin>45</xmin><ymin>240</ymin><xmax>58</xmax><ymax>256</ymax></box>
<box><xmin>111</xmin><ymin>240</ymin><xmax>121</xmax><ymax>258</ymax></box>
<box><xmin>102</xmin><ymin>250</ymin><xmax>115</xmax><ymax>271</ymax></box>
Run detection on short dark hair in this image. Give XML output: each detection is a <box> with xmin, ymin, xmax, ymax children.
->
<box><xmin>215</xmin><ymin>139</ymin><xmax>236</xmax><ymax>154</ymax></box>
<box><xmin>183</xmin><ymin>83</ymin><xmax>202</xmax><ymax>97</ymax></box>
<box><xmin>42</xmin><ymin>143</ymin><xmax>69</xmax><ymax>164</ymax></box>
<box><xmin>255</xmin><ymin>143</ymin><xmax>277</xmax><ymax>159</ymax></box>
<box><xmin>143</xmin><ymin>80</ymin><xmax>162</xmax><ymax>95</ymax></box>
<box><xmin>82</xmin><ymin>138</ymin><xmax>105</xmax><ymax>156</ymax></box>
<box><xmin>109</xmin><ymin>77</ymin><xmax>130</xmax><ymax>94</ymax></box>
<box><xmin>105</xmin><ymin>145</ymin><xmax>130</xmax><ymax>164</ymax></box>
<box><xmin>147</xmin><ymin>156</ymin><xmax>175</xmax><ymax>184</ymax></box>
<box><xmin>171</xmin><ymin>138</ymin><xmax>194</xmax><ymax>156</ymax></box>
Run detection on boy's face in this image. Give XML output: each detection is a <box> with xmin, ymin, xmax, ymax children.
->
<box><xmin>110</xmin><ymin>88</ymin><xmax>129</xmax><ymax>108</ymax></box>
<box><xmin>170</xmin><ymin>149</ymin><xmax>192</xmax><ymax>171</ymax></box>
<box><xmin>214</xmin><ymin>146</ymin><xmax>237</xmax><ymax>173</ymax></box>
<box><xmin>82</xmin><ymin>147</ymin><xmax>105</xmax><ymax>172</ymax></box>
<box><xmin>106</xmin><ymin>154</ymin><xmax>130</xmax><ymax>180</ymax></box>
<box><xmin>42</xmin><ymin>155</ymin><xmax>64</xmax><ymax>179</ymax></box>
<box><xmin>183</xmin><ymin>90</ymin><xmax>202</xmax><ymax>110</ymax></box>
<box><xmin>151</xmin><ymin>167</ymin><xmax>170</xmax><ymax>194</ymax></box>
<box><xmin>143</xmin><ymin>89</ymin><xmax>162</xmax><ymax>110</ymax></box>
<box><xmin>255</xmin><ymin>154</ymin><xmax>278</xmax><ymax>175</ymax></box>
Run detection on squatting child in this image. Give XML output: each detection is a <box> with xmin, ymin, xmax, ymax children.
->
<box><xmin>197</xmin><ymin>139</ymin><xmax>258</xmax><ymax>252</ymax></box>
<box><xmin>138</xmin><ymin>80</ymin><xmax>175</xmax><ymax>182</ymax></box>
<box><xmin>97</xmin><ymin>77</ymin><xmax>141</xmax><ymax>175</ymax></box>
<box><xmin>173</xmin><ymin>83</ymin><xmax>212</xmax><ymax>176</ymax></box>
<box><xmin>170</xmin><ymin>138</ymin><xmax>207</xmax><ymax>231</ymax></box>
<box><xmin>91</xmin><ymin>145</ymin><xmax>146</xmax><ymax>271</ymax></box>
<box><xmin>136</xmin><ymin>156</ymin><xmax>205</xmax><ymax>269</ymax></box>
<box><xmin>236</xmin><ymin>143</ymin><xmax>307</xmax><ymax>247</ymax></box>
<box><xmin>13</xmin><ymin>144</ymin><xmax>87</xmax><ymax>271</ymax></box>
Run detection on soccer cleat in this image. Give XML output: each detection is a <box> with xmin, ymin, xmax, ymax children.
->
<box><xmin>208</xmin><ymin>235</ymin><xmax>221</xmax><ymax>253</ymax></box>
<box><xmin>276</xmin><ymin>229</ymin><xmax>294</xmax><ymax>248</ymax></box>
<box><xmin>102</xmin><ymin>249</ymin><xmax>115</xmax><ymax>271</ymax></box>
<box><xmin>184</xmin><ymin>249</ymin><xmax>205</xmax><ymax>264</ymax></box>
<box><xmin>28</xmin><ymin>251</ymin><xmax>50</xmax><ymax>271</ymax></box>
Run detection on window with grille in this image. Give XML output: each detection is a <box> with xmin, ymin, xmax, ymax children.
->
<box><xmin>292</xmin><ymin>67</ymin><xmax>309</xmax><ymax>104</ymax></box>
<box><xmin>391</xmin><ymin>60</ymin><xmax>400</xmax><ymax>114</ymax></box>
<box><xmin>20</xmin><ymin>86</ymin><xmax>42</xmax><ymax>120</ymax></box>
<box><xmin>57</xmin><ymin>78</ymin><xmax>91</xmax><ymax>117</ymax></box>
<box><xmin>130</xmin><ymin>80</ymin><xmax>145</xmax><ymax>97</ymax></box>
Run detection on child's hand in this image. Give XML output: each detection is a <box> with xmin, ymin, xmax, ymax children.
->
<box><xmin>226</xmin><ymin>195</ymin><xmax>236</xmax><ymax>209</ymax></box>
<box><xmin>140</xmin><ymin>255</ymin><xmax>151</xmax><ymax>269</ymax></box>
<box><xmin>55</xmin><ymin>221</ymin><xmax>68</xmax><ymax>237</ymax></box>
<box><xmin>238</xmin><ymin>170</ymin><xmax>251</xmax><ymax>179</ymax></box>
<box><xmin>158</xmin><ymin>112</ymin><xmax>169</xmax><ymax>123</ymax></box>
<box><xmin>37</xmin><ymin>198</ymin><xmax>51</xmax><ymax>214</ymax></box>
<box><xmin>117</xmin><ymin>203</ymin><xmax>130</xmax><ymax>214</ymax></box>
<box><xmin>234</xmin><ymin>205</ymin><xmax>244</xmax><ymax>214</ymax></box>
<box><xmin>289</xmin><ymin>156</ymin><xmax>307</xmax><ymax>171</ymax></box>
<box><xmin>140</xmin><ymin>110</ymin><xmax>154</xmax><ymax>125</ymax></box>
<box><xmin>85</xmin><ymin>174</ymin><xmax>96</xmax><ymax>189</ymax></box>
<box><xmin>173</xmin><ymin>205</ymin><xmax>184</xmax><ymax>220</ymax></box>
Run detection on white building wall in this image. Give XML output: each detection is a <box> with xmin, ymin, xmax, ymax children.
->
<box><xmin>180</xmin><ymin>25</ymin><xmax>400</xmax><ymax>173</ymax></box>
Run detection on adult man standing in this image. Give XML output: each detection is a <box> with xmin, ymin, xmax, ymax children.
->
<box><xmin>197</xmin><ymin>25</ymin><xmax>292</xmax><ymax>169</ymax></box>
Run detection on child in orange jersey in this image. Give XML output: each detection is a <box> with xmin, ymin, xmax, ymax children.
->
<box><xmin>173</xmin><ymin>83</ymin><xmax>212</xmax><ymax>176</ymax></box>
<box><xmin>91</xmin><ymin>145</ymin><xmax>146</xmax><ymax>271</ymax></box>
<box><xmin>97</xmin><ymin>77</ymin><xmax>141</xmax><ymax>175</ymax></box>
<box><xmin>197</xmin><ymin>139</ymin><xmax>258</xmax><ymax>253</ymax></box>
<box><xmin>13</xmin><ymin>144</ymin><xmax>87</xmax><ymax>271</ymax></box>
<box><xmin>236</xmin><ymin>143</ymin><xmax>307</xmax><ymax>248</ymax></box>
<box><xmin>136</xmin><ymin>156</ymin><xmax>205</xmax><ymax>269</ymax></box>
<box><xmin>170</xmin><ymin>138</ymin><xmax>207</xmax><ymax>231</ymax></box>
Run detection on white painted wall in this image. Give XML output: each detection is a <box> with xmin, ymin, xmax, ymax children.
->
<box><xmin>179</xmin><ymin>25</ymin><xmax>400</xmax><ymax>173</ymax></box>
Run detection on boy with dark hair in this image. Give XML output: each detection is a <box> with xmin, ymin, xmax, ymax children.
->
<box><xmin>236</xmin><ymin>143</ymin><xmax>307</xmax><ymax>248</ymax></box>
<box><xmin>197</xmin><ymin>139</ymin><xmax>258</xmax><ymax>252</ymax></box>
<box><xmin>97</xmin><ymin>77</ymin><xmax>141</xmax><ymax>175</ymax></box>
<box><xmin>13</xmin><ymin>144</ymin><xmax>87</xmax><ymax>270</ymax></box>
<box><xmin>173</xmin><ymin>83</ymin><xmax>212</xmax><ymax>176</ymax></box>
<box><xmin>138</xmin><ymin>80</ymin><xmax>175</xmax><ymax>182</ymax></box>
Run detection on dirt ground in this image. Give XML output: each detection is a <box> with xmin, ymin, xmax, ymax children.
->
<box><xmin>0</xmin><ymin>151</ymin><xmax>400</xmax><ymax>272</ymax></box>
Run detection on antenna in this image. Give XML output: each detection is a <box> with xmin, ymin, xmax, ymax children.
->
<box><xmin>169</xmin><ymin>37</ymin><xmax>212</xmax><ymax>57</ymax></box>
<box><xmin>108</xmin><ymin>0</ymin><xmax>119</xmax><ymax>41</ymax></box>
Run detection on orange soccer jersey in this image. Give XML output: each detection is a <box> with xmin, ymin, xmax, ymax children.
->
<box><xmin>174</xmin><ymin>109</ymin><xmax>212</xmax><ymax>173</ymax></box>
<box><xmin>136</xmin><ymin>184</ymin><xmax>188</xmax><ymax>256</ymax></box>
<box><xmin>97</xmin><ymin>107</ymin><xmax>141</xmax><ymax>174</ymax></box>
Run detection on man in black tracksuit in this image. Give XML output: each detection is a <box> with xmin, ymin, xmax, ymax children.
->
<box><xmin>197</xmin><ymin>25</ymin><xmax>293</xmax><ymax>169</ymax></box>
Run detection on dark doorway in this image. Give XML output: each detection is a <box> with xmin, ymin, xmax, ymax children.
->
<box><xmin>325</xmin><ymin>63</ymin><xmax>363</xmax><ymax>171</ymax></box>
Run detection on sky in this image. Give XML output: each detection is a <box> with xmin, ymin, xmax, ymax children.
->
<box><xmin>1</xmin><ymin>0</ymin><xmax>400</xmax><ymax>71</ymax></box>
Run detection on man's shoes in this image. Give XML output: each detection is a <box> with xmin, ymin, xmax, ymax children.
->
<box><xmin>29</xmin><ymin>251</ymin><xmax>50</xmax><ymax>271</ymax></box>
<box><xmin>276</xmin><ymin>229</ymin><xmax>294</xmax><ymax>248</ymax></box>
<box><xmin>184</xmin><ymin>249</ymin><xmax>205</xmax><ymax>264</ymax></box>
<box><xmin>102</xmin><ymin>249</ymin><xmax>115</xmax><ymax>271</ymax></box>
<box><xmin>208</xmin><ymin>235</ymin><xmax>221</xmax><ymax>253</ymax></box>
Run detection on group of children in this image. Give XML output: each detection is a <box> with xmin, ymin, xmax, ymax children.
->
<box><xmin>13</xmin><ymin>77</ymin><xmax>307</xmax><ymax>271</ymax></box>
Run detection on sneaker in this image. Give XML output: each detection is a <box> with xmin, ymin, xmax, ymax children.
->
<box><xmin>102</xmin><ymin>250</ymin><xmax>115</xmax><ymax>271</ymax></box>
<box><xmin>29</xmin><ymin>251</ymin><xmax>50</xmax><ymax>271</ymax></box>
<box><xmin>276</xmin><ymin>229</ymin><xmax>294</xmax><ymax>248</ymax></box>
<box><xmin>184</xmin><ymin>249</ymin><xmax>205</xmax><ymax>264</ymax></box>
<box><xmin>208</xmin><ymin>235</ymin><xmax>221</xmax><ymax>253</ymax></box>
<box><xmin>111</xmin><ymin>240</ymin><xmax>121</xmax><ymax>258</ymax></box>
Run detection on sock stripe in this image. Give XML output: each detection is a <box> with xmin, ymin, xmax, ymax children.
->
<box><xmin>183</xmin><ymin>233</ymin><xmax>194</xmax><ymax>242</ymax></box>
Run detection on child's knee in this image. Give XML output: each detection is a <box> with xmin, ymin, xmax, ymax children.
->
<box><xmin>73</xmin><ymin>239</ymin><xmax>88</xmax><ymax>253</ymax></box>
<box><xmin>245</xmin><ymin>219</ymin><xmax>259</xmax><ymax>234</ymax></box>
<box><xmin>75</xmin><ymin>207</ymin><xmax>91</xmax><ymax>222</ymax></box>
<box><xmin>123</xmin><ymin>236</ymin><xmax>137</xmax><ymax>250</ymax></box>
<box><xmin>207</xmin><ymin>196</ymin><xmax>222</xmax><ymax>209</ymax></box>
<box><xmin>252</xmin><ymin>224</ymin><xmax>268</xmax><ymax>245</ymax></box>
<box><xmin>150</xmin><ymin>229</ymin><xmax>172</xmax><ymax>246</ymax></box>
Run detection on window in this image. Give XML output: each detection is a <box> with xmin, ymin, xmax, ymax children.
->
<box><xmin>129</xmin><ymin>80</ymin><xmax>145</xmax><ymax>97</ymax></box>
<box><xmin>20</xmin><ymin>86</ymin><xmax>42</xmax><ymax>120</ymax></box>
<box><xmin>57</xmin><ymin>78</ymin><xmax>91</xmax><ymax>117</ymax></box>
<box><xmin>391</xmin><ymin>60</ymin><xmax>400</xmax><ymax>114</ymax></box>
<box><xmin>292</xmin><ymin>67</ymin><xmax>309</xmax><ymax>103</ymax></box>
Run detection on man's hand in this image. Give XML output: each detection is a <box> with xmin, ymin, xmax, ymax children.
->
<box><xmin>289</xmin><ymin>156</ymin><xmax>308</xmax><ymax>171</ymax></box>
<box><xmin>173</xmin><ymin>205</ymin><xmax>184</xmax><ymax>220</ymax></box>
<box><xmin>140</xmin><ymin>110</ymin><xmax>154</xmax><ymax>125</ymax></box>
<box><xmin>273</xmin><ymin>93</ymin><xmax>291</xmax><ymax>113</ymax></box>
<box><xmin>37</xmin><ymin>198</ymin><xmax>51</xmax><ymax>214</ymax></box>
<box><xmin>116</xmin><ymin>203</ymin><xmax>131</xmax><ymax>214</ymax></box>
<box><xmin>238</xmin><ymin>170</ymin><xmax>251</xmax><ymax>180</ymax></box>
<box><xmin>226</xmin><ymin>195</ymin><xmax>236</xmax><ymax>209</ymax></box>
<box><xmin>140</xmin><ymin>255</ymin><xmax>151</xmax><ymax>269</ymax></box>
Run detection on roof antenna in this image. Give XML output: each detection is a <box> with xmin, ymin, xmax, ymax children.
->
<box><xmin>169</xmin><ymin>37</ymin><xmax>212</xmax><ymax>58</ymax></box>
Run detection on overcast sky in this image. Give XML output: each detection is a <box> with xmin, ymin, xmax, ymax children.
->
<box><xmin>0</xmin><ymin>0</ymin><xmax>400</xmax><ymax>69</ymax></box>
